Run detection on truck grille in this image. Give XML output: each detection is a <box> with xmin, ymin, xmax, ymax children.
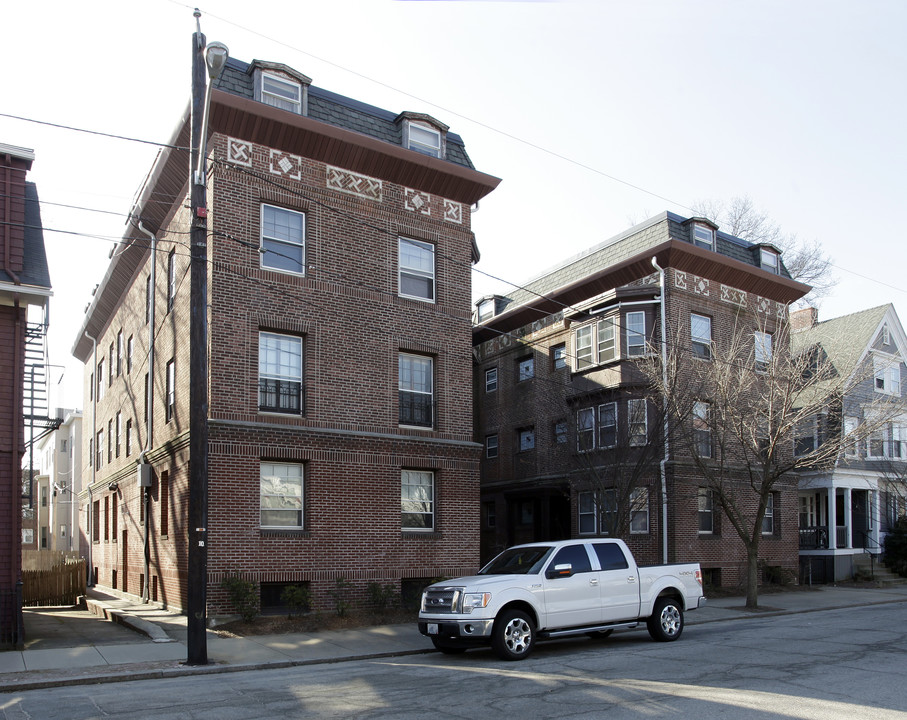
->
<box><xmin>421</xmin><ymin>586</ymin><xmax>462</xmax><ymax>614</ymax></box>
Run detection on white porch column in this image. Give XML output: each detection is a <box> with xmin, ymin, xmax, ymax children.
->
<box><xmin>827</xmin><ymin>488</ymin><xmax>837</xmax><ymax>550</ymax></box>
<box><xmin>843</xmin><ymin>489</ymin><xmax>853</xmax><ymax>549</ymax></box>
<box><xmin>870</xmin><ymin>490</ymin><xmax>881</xmax><ymax>551</ymax></box>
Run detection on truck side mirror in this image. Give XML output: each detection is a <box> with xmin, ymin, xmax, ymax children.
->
<box><xmin>547</xmin><ymin>563</ymin><xmax>573</xmax><ymax>579</ymax></box>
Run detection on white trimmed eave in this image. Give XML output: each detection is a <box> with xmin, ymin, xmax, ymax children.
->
<box><xmin>0</xmin><ymin>282</ymin><xmax>52</xmax><ymax>306</ymax></box>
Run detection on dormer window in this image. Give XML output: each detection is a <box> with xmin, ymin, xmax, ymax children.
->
<box><xmin>262</xmin><ymin>72</ymin><xmax>301</xmax><ymax>113</ymax></box>
<box><xmin>882</xmin><ymin>324</ymin><xmax>891</xmax><ymax>345</ymax></box>
<box><xmin>408</xmin><ymin>124</ymin><xmax>441</xmax><ymax>158</ymax></box>
<box><xmin>692</xmin><ymin>224</ymin><xmax>714</xmax><ymax>251</ymax></box>
<box><xmin>760</xmin><ymin>248</ymin><xmax>780</xmax><ymax>274</ymax></box>
<box><xmin>251</xmin><ymin>62</ymin><xmax>311</xmax><ymax>116</ymax></box>
<box><xmin>477</xmin><ymin>298</ymin><xmax>495</xmax><ymax>323</ymax></box>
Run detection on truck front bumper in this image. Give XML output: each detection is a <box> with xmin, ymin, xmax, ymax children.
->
<box><xmin>418</xmin><ymin>618</ymin><xmax>495</xmax><ymax>639</ymax></box>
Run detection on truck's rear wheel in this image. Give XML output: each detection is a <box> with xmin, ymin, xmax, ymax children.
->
<box><xmin>647</xmin><ymin>597</ymin><xmax>684</xmax><ymax>642</ymax></box>
<box><xmin>492</xmin><ymin>609</ymin><xmax>535</xmax><ymax>661</ymax></box>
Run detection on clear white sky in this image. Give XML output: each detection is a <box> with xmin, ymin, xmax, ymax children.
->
<box><xmin>3</xmin><ymin>0</ymin><xmax>905</xmax><ymax>411</ymax></box>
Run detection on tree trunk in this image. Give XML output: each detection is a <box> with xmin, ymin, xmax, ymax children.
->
<box><xmin>745</xmin><ymin>545</ymin><xmax>760</xmax><ymax>610</ymax></box>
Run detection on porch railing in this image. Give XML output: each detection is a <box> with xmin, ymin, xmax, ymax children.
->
<box><xmin>799</xmin><ymin>526</ymin><xmax>829</xmax><ymax>550</ymax></box>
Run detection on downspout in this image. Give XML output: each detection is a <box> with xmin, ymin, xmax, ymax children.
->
<box><xmin>137</xmin><ymin>221</ymin><xmax>156</xmax><ymax>603</ymax></box>
<box><xmin>651</xmin><ymin>257</ymin><xmax>669</xmax><ymax>565</ymax></box>
<box><xmin>84</xmin><ymin>331</ymin><xmax>98</xmax><ymax>586</ymax></box>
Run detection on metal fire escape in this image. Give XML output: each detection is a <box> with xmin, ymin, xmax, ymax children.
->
<box><xmin>22</xmin><ymin>314</ymin><xmax>61</xmax><ymax>508</ymax></box>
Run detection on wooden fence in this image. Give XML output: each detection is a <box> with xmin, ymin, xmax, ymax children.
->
<box><xmin>21</xmin><ymin>552</ymin><xmax>86</xmax><ymax>606</ymax></box>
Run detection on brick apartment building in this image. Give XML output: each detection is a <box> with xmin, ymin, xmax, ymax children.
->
<box><xmin>473</xmin><ymin>212</ymin><xmax>810</xmax><ymax>588</ymax></box>
<box><xmin>0</xmin><ymin>144</ymin><xmax>51</xmax><ymax>645</ymax></box>
<box><xmin>72</xmin><ymin>57</ymin><xmax>498</xmax><ymax>615</ymax></box>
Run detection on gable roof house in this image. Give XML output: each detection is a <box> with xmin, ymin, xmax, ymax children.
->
<box><xmin>792</xmin><ymin>304</ymin><xmax>907</xmax><ymax>583</ymax></box>
<box><xmin>72</xmin><ymin>57</ymin><xmax>498</xmax><ymax>615</ymax></box>
<box><xmin>0</xmin><ymin>144</ymin><xmax>52</xmax><ymax>647</ymax></box>
<box><xmin>473</xmin><ymin>212</ymin><xmax>809</xmax><ymax>589</ymax></box>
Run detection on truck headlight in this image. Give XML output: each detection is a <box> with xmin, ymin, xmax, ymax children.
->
<box><xmin>461</xmin><ymin>592</ymin><xmax>491</xmax><ymax>613</ymax></box>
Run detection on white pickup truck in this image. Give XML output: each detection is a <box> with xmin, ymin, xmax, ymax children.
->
<box><xmin>418</xmin><ymin>539</ymin><xmax>706</xmax><ymax>660</ymax></box>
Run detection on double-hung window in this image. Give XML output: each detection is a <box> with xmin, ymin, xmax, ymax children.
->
<box><xmin>260</xmin><ymin>462</ymin><xmax>303</xmax><ymax>528</ymax></box>
<box><xmin>630</xmin><ymin>488</ymin><xmax>649</xmax><ymax>534</ymax></box>
<box><xmin>519</xmin><ymin>427</ymin><xmax>535</xmax><ymax>452</ymax></box>
<box><xmin>691</xmin><ymin>313</ymin><xmax>712</xmax><ymax>360</ymax></box>
<box><xmin>486</xmin><ymin>434</ymin><xmax>499</xmax><ymax>458</ymax></box>
<box><xmin>407</xmin><ymin>124</ymin><xmax>442</xmax><ymax>158</ymax></box>
<box><xmin>399</xmin><ymin>353</ymin><xmax>433</xmax><ymax>428</ymax></box>
<box><xmin>626</xmin><ymin>312</ymin><xmax>646</xmax><ymax>356</ymax></box>
<box><xmin>165</xmin><ymin>359</ymin><xmax>175</xmax><ymax>423</ymax></box>
<box><xmin>398</xmin><ymin>238</ymin><xmax>435</xmax><ymax>301</ymax></box>
<box><xmin>598</xmin><ymin>402</ymin><xmax>617</xmax><ymax>448</ymax></box>
<box><xmin>578</xmin><ymin>492</ymin><xmax>597</xmax><ymax>534</ymax></box>
<box><xmin>577</xmin><ymin>407</ymin><xmax>594</xmax><ymax>451</ymax></box>
<box><xmin>755</xmin><ymin>331</ymin><xmax>772</xmax><ymax>373</ymax></box>
<box><xmin>761</xmin><ymin>248</ymin><xmax>779</xmax><ymax>273</ymax></box>
<box><xmin>485</xmin><ymin>367</ymin><xmax>498</xmax><ymax>393</ymax></box>
<box><xmin>575</xmin><ymin>325</ymin><xmax>594</xmax><ymax>369</ymax></box>
<box><xmin>261</xmin><ymin>73</ymin><xmax>302</xmax><ymax>113</ymax></box>
<box><xmin>597</xmin><ymin>317</ymin><xmax>617</xmax><ymax>363</ymax></box>
<box><xmin>167</xmin><ymin>250</ymin><xmax>176</xmax><ymax>311</ymax></box>
<box><xmin>762</xmin><ymin>494</ymin><xmax>775</xmax><ymax>534</ymax></box>
<box><xmin>628</xmin><ymin>399</ymin><xmax>647</xmax><ymax>446</ymax></box>
<box><xmin>693</xmin><ymin>401</ymin><xmax>712</xmax><ymax>458</ymax></box>
<box><xmin>517</xmin><ymin>356</ymin><xmax>534</xmax><ymax>382</ymax></box>
<box><xmin>698</xmin><ymin>488</ymin><xmax>714</xmax><ymax>534</ymax></box>
<box><xmin>261</xmin><ymin>204</ymin><xmax>305</xmax><ymax>275</ymax></box>
<box><xmin>874</xmin><ymin>355</ymin><xmax>901</xmax><ymax>396</ymax></box>
<box><xmin>259</xmin><ymin>332</ymin><xmax>303</xmax><ymax>414</ymax></box>
<box><xmin>402</xmin><ymin>469</ymin><xmax>434</xmax><ymax>530</ymax></box>
<box><xmin>692</xmin><ymin>223</ymin><xmax>714</xmax><ymax>250</ymax></box>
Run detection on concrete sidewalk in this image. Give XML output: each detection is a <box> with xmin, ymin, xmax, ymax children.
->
<box><xmin>1</xmin><ymin>583</ymin><xmax>906</xmax><ymax>692</ymax></box>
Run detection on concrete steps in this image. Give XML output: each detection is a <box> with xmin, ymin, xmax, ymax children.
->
<box><xmin>853</xmin><ymin>554</ymin><xmax>907</xmax><ymax>586</ymax></box>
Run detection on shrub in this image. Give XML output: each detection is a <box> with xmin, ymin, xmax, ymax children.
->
<box><xmin>367</xmin><ymin>582</ymin><xmax>398</xmax><ymax>611</ymax></box>
<box><xmin>281</xmin><ymin>584</ymin><xmax>312</xmax><ymax>618</ymax></box>
<box><xmin>330</xmin><ymin>577</ymin><xmax>352</xmax><ymax>617</ymax></box>
<box><xmin>220</xmin><ymin>574</ymin><xmax>259</xmax><ymax>622</ymax></box>
<box><xmin>883</xmin><ymin>517</ymin><xmax>907</xmax><ymax>577</ymax></box>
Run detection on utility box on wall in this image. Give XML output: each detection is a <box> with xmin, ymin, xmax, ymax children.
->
<box><xmin>137</xmin><ymin>463</ymin><xmax>152</xmax><ymax>488</ymax></box>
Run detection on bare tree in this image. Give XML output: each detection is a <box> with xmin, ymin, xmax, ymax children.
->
<box><xmin>691</xmin><ymin>196</ymin><xmax>836</xmax><ymax>306</ymax></box>
<box><xmin>638</xmin><ymin>310</ymin><xmax>896</xmax><ymax>609</ymax></box>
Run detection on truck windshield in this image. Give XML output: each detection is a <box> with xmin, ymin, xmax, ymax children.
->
<box><xmin>479</xmin><ymin>546</ymin><xmax>553</xmax><ymax>575</ymax></box>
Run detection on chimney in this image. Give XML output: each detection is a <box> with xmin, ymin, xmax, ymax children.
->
<box><xmin>790</xmin><ymin>307</ymin><xmax>818</xmax><ymax>333</ymax></box>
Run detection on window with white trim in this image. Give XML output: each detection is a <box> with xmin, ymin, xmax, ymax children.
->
<box><xmin>260</xmin><ymin>462</ymin><xmax>303</xmax><ymax>528</ymax></box>
<box><xmin>630</xmin><ymin>488</ymin><xmax>649</xmax><ymax>534</ymax></box>
<box><xmin>398</xmin><ymin>237</ymin><xmax>435</xmax><ymax>301</ymax></box>
<box><xmin>693</xmin><ymin>401</ymin><xmax>712</xmax><ymax>458</ymax></box>
<box><xmin>261</xmin><ymin>72</ymin><xmax>302</xmax><ymax>113</ymax></box>
<box><xmin>760</xmin><ymin>248</ymin><xmax>779</xmax><ymax>274</ymax></box>
<box><xmin>626</xmin><ymin>312</ymin><xmax>646</xmax><ymax>357</ymax></box>
<box><xmin>477</xmin><ymin>298</ymin><xmax>495</xmax><ymax>322</ymax></box>
<box><xmin>486</xmin><ymin>434</ymin><xmax>499</xmax><ymax>459</ymax></box>
<box><xmin>167</xmin><ymin>250</ymin><xmax>176</xmax><ymax>311</ymax></box>
<box><xmin>261</xmin><ymin>204</ymin><xmax>305</xmax><ymax>275</ymax></box>
<box><xmin>485</xmin><ymin>367</ymin><xmax>498</xmax><ymax>393</ymax></box>
<box><xmin>577</xmin><ymin>407</ymin><xmax>594</xmax><ymax>451</ymax></box>
<box><xmin>165</xmin><ymin>359</ymin><xmax>175</xmax><ymax>423</ymax></box>
<box><xmin>407</xmin><ymin>124</ymin><xmax>441</xmax><ymax>158</ymax></box>
<box><xmin>598</xmin><ymin>316</ymin><xmax>617</xmax><ymax>363</ymax></box>
<box><xmin>259</xmin><ymin>332</ymin><xmax>303</xmax><ymax>414</ymax></box>
<box><xmin>127</xmin><ymin>335</ymin><xmax>133</xmax><ymax>374</ymax></box>
<box><xmin>399</xmin><ymin>353</ymin><xmax>433</xmax><ymax>428</ymax></box>
<box><xmin>552</xmin><ymin>344</ymin><xmax>567</xmax><ymax>370</ymax></box>
<box><xmin>598</xmin><ymin>402</ymin><xmax>617</xmax><ymax>448</ymax></box>
<box><xmin>882</xmin><ymin>324</ymin><xmax>891</xmax><ymax>346</ymax></box>
<box><xmin>874</xmin><ymin>354</ymin><xmax>901</xmax><ymax>396</ymax></box>
<box><xmin>762</xmin><ymin>493</ymin><xmax>775</xmax><ymax>534</ymax></box>
<box><xmin>698</xmin><ymin>488</ymin><xmax>714</xmax><ymax>534</ymax></box>
<box><xmin>575</xmin><ymin>324</ymin><xmax>594</xmax><ymax>369</ymax></box>
<box><xmin>691</xmin><ymin>313</ymin><xmax>712</xmax><ymax>360</ymax></box>
<box><xmin>97</xmin><ymin>359</ymin><xmax>105</xmax><ymax>400</ymax></box>
<box><xmin>401</xmin><ymin>469</ymin><xmax>434</xmax><ymax>531</ymax></box>
<box><xmin>554</xmin><ymin>420</ymin><xmax>568</xmax><ymax>444</ymax></box>
<box><xmin>578</xmin><ymin>491</ymin><xmax>597</xmax><ymax>534</ymax></box>
<box><xmin>755</xmin><ymin>331</ymin><xmax>772</xmax><ymax>373</ymax></box>
<box><xmin>843</xmin><ymin>416</ymin><xmax>859</xmax><ymax>457</ymax></box>
<box><xmin>628</xmin><ymin>399</ymin><xmax>647</xmax><ymax>446</ymax></box>
<box><xmin>692</xmin><ymin>223</ymin><xmax>714</xmax><ymax>250</ymax></box>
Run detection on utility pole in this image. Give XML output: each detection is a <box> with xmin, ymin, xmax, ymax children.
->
<box><xmin>186</xmin><ymin>10</ymin><xmax>227</xmax><ymax>666</ymax></box>
<box><xmin>186</xmin><ymin>14</ymin><xmax>209</xmax><ymax>666</ymax></box>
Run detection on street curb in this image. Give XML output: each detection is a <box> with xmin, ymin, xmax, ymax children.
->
<box><xmin>0</xmin><ymin>648</ymin><xmax>433</xmax><ymax>693</ymax></box>
<box><xmin>84</xmin><ymin>599</ymin><xmax>173</xmax><ymax>644</ymax></box>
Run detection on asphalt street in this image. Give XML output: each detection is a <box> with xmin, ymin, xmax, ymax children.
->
<box><xmin>2</xmin><ymin>601</ymin><xmax>905</xmax><ymax>719</ymax></box>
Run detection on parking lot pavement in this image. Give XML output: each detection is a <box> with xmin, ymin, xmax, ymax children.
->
<box><xmin>0</xmin><ymin>583</ymin><xmax>905</xmax><ymax>692</ymax></box>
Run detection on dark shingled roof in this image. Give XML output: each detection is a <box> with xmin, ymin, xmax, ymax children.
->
<box><xmin>2</xmin><ymin>182</ymin><xmax>51</xmax><ymax>289</ymax></box>
<box><xmin>217</xmin><ymin>58</ymin><xmax>474</xmax><ymax>170</ymax></box>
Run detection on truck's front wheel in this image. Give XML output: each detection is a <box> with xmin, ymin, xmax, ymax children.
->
<box><xmin>492</xmin><ymin>609</ymin><xmax>535</xmax><ymax>661</ymax></box>
<box><xmin>647</xmin><ymin>597</ymin><xmax>684</xmax><ymax>642</ymax></box>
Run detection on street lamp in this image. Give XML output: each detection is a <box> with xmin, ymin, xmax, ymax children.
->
<box><xmin>194</xmin><ymin>41</ymin><xmax>229</xmax><ymax>185</ymax></box>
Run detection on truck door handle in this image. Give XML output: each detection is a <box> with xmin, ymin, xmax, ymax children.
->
<box><xmin>590</xmin><ymin>578</ymin><xmax>599</xmax><ymax>586</ymax></box>
<box><xmin>627</xmin><ymin>576</ymin><xmax>637</xmax><ymax>584</ymax></box>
